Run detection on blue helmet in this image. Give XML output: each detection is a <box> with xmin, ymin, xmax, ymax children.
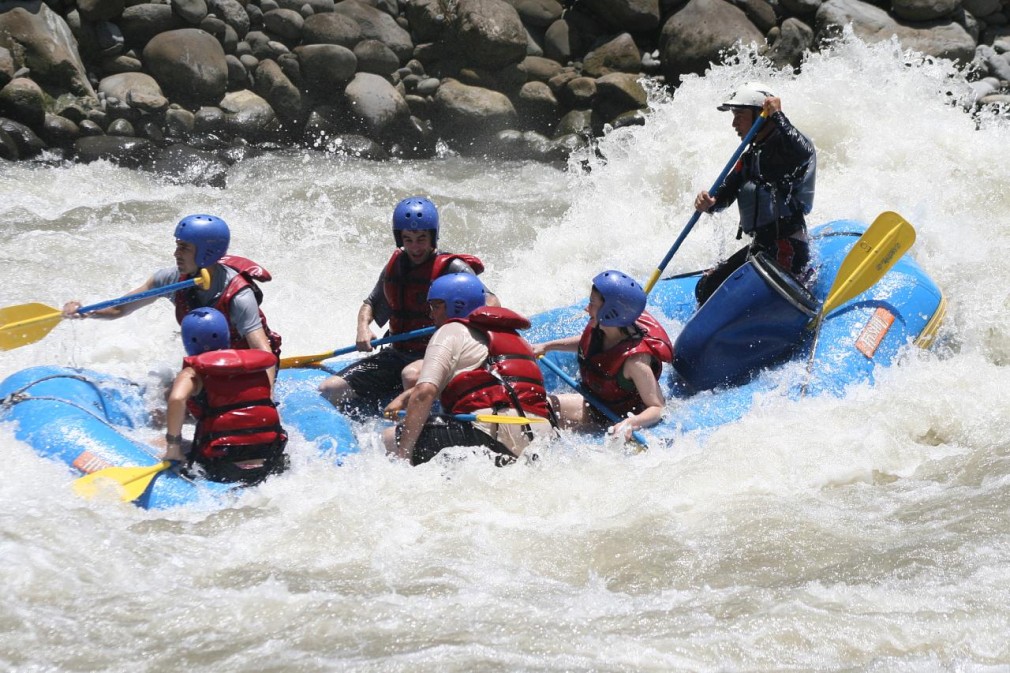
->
<box><xmin>392</xmin><ymin>196</ymin><xmax>439</xmax><ymax>247</ymax></box>
<box><xmin>592</xmin><ymin>270</ymin><xmax>646</xmax><ymax>327</ymax></box>
<box><xmin>181</xmin><ymin>307</ymin><xmax>230</xmax><ymax>356</ymax></box>
<box><xmin>175</xmin><ymin>214</ymin><xmax>230</xmax><ymax>268</ymax></box>
<box><xmin>427</xmin><ymin>273</ymin><xmax>486</xmax><ymax>319</ymax></box>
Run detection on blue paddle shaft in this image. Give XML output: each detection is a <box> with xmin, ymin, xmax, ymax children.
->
<box><xmin>653</xmin><ymin>112</ymin><xmax>769</xmax><ymax>276</ymax></box>
<box><xmin>538</xmin><ymin>355</ymin><xmax>648</xmax><ymax>447</ymax></box>
<box><xmin>326</xmin><ymin>326</ymin><xmax>437</xmax><ymax>359</ymax></box>
<box><xmin>78</xmin><ymin>275</ymin><xmax>205</xmax><ymax>315</ymax></box>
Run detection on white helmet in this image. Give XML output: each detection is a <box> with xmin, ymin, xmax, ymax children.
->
<box><xmin>717</xmin><ymin>82</ymin><xmax>775</xmax><ymax>111</ymax></box>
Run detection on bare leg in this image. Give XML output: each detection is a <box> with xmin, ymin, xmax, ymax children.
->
<box><xmin>549</xmin><ymin>393</ymin><xmax>592</xmax><ymax>430</ymax></box>
<box><xmin>319</xmin><ymin>375</ymin><xmax>357</xmax><ymax>405</ymax></box>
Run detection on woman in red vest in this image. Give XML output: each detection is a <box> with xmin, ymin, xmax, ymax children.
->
<box><xmin>164</xmin><ymin>308</ymin><xmax>288</xmax><ymax>485</ymax></box>
<box><xmin>533</xmin><ymin>270</ymin><xmax>673</xmax><ymax>441</ymax></box>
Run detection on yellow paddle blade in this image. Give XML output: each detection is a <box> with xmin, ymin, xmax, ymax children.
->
<box><xmin>0</xmin><ymin>303</ymin><xmax>63</xmax><ymax>351</ymax></box>
<box><xmin>821</xmin><ymin>211</ymin><xmax>916</xmax><ymax>317</ymax></box>
<box><xmin>279</xmin><ymin>352</ymin><xmax>330</xmax><ymax>368</ymax></box>
<box><xmin>470</xmin><ymin>414</ymin><xmax>549</xmax><ymax>425</ymax></box>
<box><xmin>72</xmin><ymin>462</ymin><xmax>170</xmax><ymax>502</ymax></box>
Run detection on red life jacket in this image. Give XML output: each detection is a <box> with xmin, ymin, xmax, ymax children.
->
<box><xmin>184</xmin><ymin>349</ymin><xmax>286</xmax><ymax>463</ymax></box>
<box><xmin>175</xmin><ymin>255</ymin><xmax>283</xmax><ymax>356</ymax></box>
<box><xmin>439</xmin><ymin>306</ymin><xmax>550</xmax><ymax>418</ymax></box>
<box><xmin>382</xmin><ymin>250</ymin><xmax>484</xmax><ymax>353</ymax></box>
<box><xmin>577</xmin><ymin>311</ymin><xmax>674</xmax><ymax>416</ymax></box>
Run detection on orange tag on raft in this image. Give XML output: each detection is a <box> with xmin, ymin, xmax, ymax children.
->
<box><xmin>855</xmin><ymin>307</ymin><xmax>895</xmax><ymax>358</ymax></box>
<box><xmin>72</xmin><ymin>451</ymin><xmax>114</xmax><ymax>474</ymax></box>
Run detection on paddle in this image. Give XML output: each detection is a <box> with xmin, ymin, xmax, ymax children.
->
<box><xmin>72</xmin><ymin>461</ymin><xmax>172</xmax><ymax>503</ymax></box>
<box><xmin>390</xmin><ymin>410</ymin><xmax>548</xmax><ymax>424</ymax></box>
<box><xmin>0</xmin><ymin>269</ymin><xmax>212</xmax><ymax>352</ymax></box>
<box><xmin>814</xmin><ymin>210</ymin><xmax>916</xmax><ymax>325</ymax></box>
<box><xmin>801</xmin><ymin>211</ymin><xmax>916</xmax><ymax>393</ymax></box>
<box><xmin>643</xmin><ymin>110</ymin><xmax>769</xmax><ymax>294</ymax></box>
<box><xmin>279</xmin><ymin>326</ymin><xmax>437</xmax><ymax>369</ymax></box>
<box><xmin>538</xmin><ymin>355</ymin><xmax>649</xmax><ymax>448</ymax></box>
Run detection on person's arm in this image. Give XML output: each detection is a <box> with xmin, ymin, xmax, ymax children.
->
<box><xmin>355</xmin><ymin>302</ymin><xmax>378</xmax><ymax>351</ymax></box>
<box><xmin>393</xmin><ymin>381</ymin><xmax>438</xmax><ymax>461</ymax></box>
<box><xmin>164</xmin><ymin>367</ymin><xmax>201</xmax><ymax>462</ymax></box>
<box><xmin>62</xmin><ymin>276</ymin><xmax>160</xmax><ymax>319</ymax></box>
<box><xmin>532</xmin><ymin>335</ymin><xmax>580</xmax><ymax>359</ymax></box>
<box><xmin>609</xmin><ymin>354</ymin><xmax>665</xmax><ymax>440</ymax></box>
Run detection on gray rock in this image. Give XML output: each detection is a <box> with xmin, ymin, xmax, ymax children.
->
<box><xmin>594</xmin><ymin>72</ymin><xmax>647</xmax><ymax>121</ymax></box>
<box><xmin>107</xmin><ymin>118</ymin><xmax>136</xmax><ymax>136</ymax></box>
<box><xmin>963</xmin><ymin>0</ymin><xmax>1001</xmax><ymax>17</ymax></box>
<box><xmin>0</xmin><ymin>117</ymin><xmax>46</xmax><ymax>157</ymax></box>
<box><xmin>0</xmin><ymin>126</ymin><xmax>17</xmax><ymax>159</ymax></box>
<box><xmin>74</xmin><ymin>134</ymin><xmax>155</xmax><ymax>166</ymax></box>
<box><xmin>561</xmin><ymin>76</ymin><xmax>596</xmax><ymax>108</ymax></box>
<box><xmin>580</xmin><ymin>0</ymin><xmax>661</xmax><ymax>32</ymax></box>
<box><xmin>263</xmin><ymin>8</ymin><xmax>304</xmax><ymax>40</ymax></box>
<box><xmin>519</xmin><ymin>55</ymin><xmax>563</xmax><ymax>82</ymax></box>
<box><xmin>891</xmin><ymin>0</ymin><xmax>959</xmax><ymax>21</ymax></box>
<box><xmin>780</xmin><ymin>0</ymin><xmax>823</xmax><ymax>17</ymax></box>
<box><xmin>0</xmin><ymin>77</ymin><xmax>46</xmax><ymax>129</ymax></box>
<box><xmin>319</xmin><ymin>133</ymin><xmax>390</xmax><ymax>159</ymax></box>
<box><xmin>354</xmin><ymin>39</ymin><xmax>400</xmax><ymax>75</ymax></box>
<box><xmin>225</xmin><ymin>54</ymin><xmax>251</xmax><ymax>90</ymax></box>
<box><xmin>344</xmin><ymin>71</ymin><xmax>411</xmax><ymax>138</ymax></box>
<box><xmin>736</xmin><ymin>0</ymin><xmax>778</xmax><ymax>31</ymax></box>
<box><xmin>144</xmin><ymin>142</ymin><xmax>230</xmax><ymax>187</ymax></box>
<box><xmin>0</xmin><ymin>47</ymin><xmax>13</xmax><ymax>89</ymax></box>
<box><xmin>582</xmin><ymin>32</ymin><xmax>641</xmax><ymax>77</ymax></box>
<box><xmin>516</xmin><ymin>79</ymin><xmax>558</xmax><ymax>130</ymax></box>
<box><xmin>766</xmin><ymin>17</ymin><xmax>814</xmax><ymax>70</ymax></box>
<box><xmin>302</xmin><ymin>12</ymin><xmax>364</xmax><ymax>48</ymax></box>
<box><xmin>119</xmin><ymin>4</ymin><xmax>188</xmax><ymax>50</ymax></box>
<box><xmin>78</xmin><ymin>119</ymin><xmax>104</xmax><ymax>136</ymax></box>
<box><xmin>415</xmin><ymin>76</ymin><xmax>440</xmax><ymax>96</ymax></box>
<box><xmin>295</xmin><ymin>44</ymin><xmax>357</xmax><ymax>95</ymax></box>
<box><xmin>101</xmin><ymin>54</ymin><xmax>144</xmax><ymax>74</ymax></box>
<box><xmin>404</xmin><ymin>0</ymin><xmax>448</xmax><ymax>42</ymax></box>
<box><xmin>164</xmin><ymin>105</ymin><xmax>196</xmax><ymax>135</ymax></box>
<box><xmin>333</xmin><ymin>0</ymin><xmax>413</xmax><ymax>61</ymax></box>
<box><xmin>277</xmin><ymin>0</ymin><xmax>334</xmax><ymax>12</ymax></box>
<box><xmin>432</xmin><ymin>77</ymin><xmax>517</xmax><ymax>142</ymax></box>
<box><xmin>253</xmin><ymin>58</ymin><xmax>303</xmax><ymax>122</ymax></box>
<box><xmin>0</xmin><ymin>3</ymin><xmax>97</xmax><ymax>97</ymax></box>
<box><xmin>660</xmin><ymin>0</ymin><xmax>764</xmax><ymax>84</ymax></box>
<box><xmin>815</xmin><ymin>0</ymin><xmax>977</xmax><ymax>62</ymax></box>
<box><xmin>219</xmin><ymin>88</ymin><xmax>278</xmax><ymax>140</ymax></box>
<box><xmin>78</xmin><ymin>0</ymin><xmax>125</xmax><ymax>23</ymax></box>
<box><xmin>503</xmin><ymin>0</ymin><xmax>563</xmax><ymax>28</ymax></box>
<box><xmin>99</xmin><ymin>71</ymin><xmax>163</xmax><ymax>102</ymax></box>
<box><xmin>172</xmin><ymin>0</ymin><xmax>209</xmax><ymax>24</ymax></box>
<box><xmin>143</xmin><ymin>29</ymin><xmax>228</xmax><ymax>108</ymax></box>
<box><xmin>454</xmin><ymin>0</ymin><xmax>527</xmax><ymax>69</ymax></box>
<box><xmin>207</xmin><ymin>0</ymin><xmax>251</xmax><ymax>38</ymax></box>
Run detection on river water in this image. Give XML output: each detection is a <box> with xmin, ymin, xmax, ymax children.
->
<box><xmin>3</xmin><ymin>36</ymin><xmax>1010</xmax><ymax>671</ymax></box>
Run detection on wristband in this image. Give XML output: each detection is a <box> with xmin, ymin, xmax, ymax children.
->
<box><xmin>165</xmin><ymin>433</ymin><xmax>183</xmax><ymax>444</ymax></box>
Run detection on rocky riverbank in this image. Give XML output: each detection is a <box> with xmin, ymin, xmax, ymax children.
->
<box><xmin>1</xmin><ymin>0</ymin><xmax>1008</xmax><ymax>185</ymax></box>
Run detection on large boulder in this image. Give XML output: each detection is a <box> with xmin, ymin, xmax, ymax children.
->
<box><xmin>119</xmin><ymin>4</ymin><xmax>188</xmax><ymax>50</ymax></box>
<box><xmin>453</xmin><ymin>0</ymin><xmax>528</xmax><ymax>70</ymax></box>
<box><xmin>219</xmin><ymin>89</ymin><xmax>278</xmax><ymax>141</ymax></box>
<box><xmin>579</xmin><ymin>0</ymin><xmax>661</xmax><ymax>32</ymax></box>
<box><xmin>660</xmin><ymin>0</ymin><xmax>765</xmax><ymax>84</ymax></box>
<box><xmin>433</xmin><ymin>78</ymin><xmax>517</xmax><ymax>143</ymax></box>
<box><xmin>301</xmin><ymin>12</ymin><xmax>363</xmax><ymax>48</ymax></box>
<box><xmin>0</xmin><ymin>2</ymin><xmax>96</xmax><ymax>98</ymax></box>
<box><xmin>0</xmin><ymin>77</ymin><xmax>45</xmax><ymax>128</ymax></box>
<box><xmin>143</xmin><ymin>29</ymin><xmax>228</xmax><ymax>108</ymax></box>
<box><xmin>503</xmin><ymin>0</ymin><xmax>564</xmax><ymax>28</ymax></box>
<box><xmin>332</xmin><ymin>0</ymin><xmax>413</xmax><ymax>62</ymax></box>
<box><xmin>815</xmin><ymin>0</ymin><xmax>976</xmax><ymax>63</ymax></box>
<box><xmin>294</xmin><ymin>44</ymin><xmax>357</xmax><ymax>96</ymax></box>
<box><xmin>582</xmin><ymin>32</ymin><xmax>642</xmax><ymax>77</ymax></box>
<box><xmin>343</xmin><ymin>71</ymin><xmax>411</xmax><ymax>139</ymax></box>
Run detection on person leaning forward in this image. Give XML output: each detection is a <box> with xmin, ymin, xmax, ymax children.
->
<box><xmin>382</xmin><ymin>273</ymin><xmax>553</xmax><ymax>466</ymax></box>
<box><xmin>693</xmin><ymin>82</ymin><xmax>817</xmax><ymax>306</ymax></box>
<box><xmin>62</xmin><ymin>214</ymin><xmax>282</xmax><ymax>384</ymax></box>
<box><xmin>319</xmin><ymin>196</ymin><xmax>499</xmax><ymax>411</ymax></box>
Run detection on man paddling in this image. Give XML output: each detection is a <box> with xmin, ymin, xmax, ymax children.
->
<box><xmin>693</xmin><ymin>83</ymin><xmax>816</xmax><ymax>306</ymax></box>
<box><xmin>319</xmin><ymin>196</ymin><xmax>498</xmax><ymax>411</ymax></box>
<box><xmin>62</xmin><ymin>214</ymin><xmax>281</xmax><ymax>376</ymax></box>
<box><xmin>382</xmin><ymin>273</ymin><xmax>553</xmax><ymax>466</ymax></box>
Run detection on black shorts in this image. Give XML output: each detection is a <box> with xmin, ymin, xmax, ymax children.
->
<box><xmin>695</xmin><ymin>238</ymin><xmax>810</xmax><ymax>306</ymax></box>
<box><xmin>396</xmin><ymin>415</ymin><xmax>517</xmax><ymax>467</ymax></box>
<box><xmin>193</xmin><ymin>436</ymin><xmax>289</xmax><ymax>486</ymax></box>
<box><xmin>338</xmin><ymin>347</ymin><xmax>423</xmax><ymax>408</ymax></box>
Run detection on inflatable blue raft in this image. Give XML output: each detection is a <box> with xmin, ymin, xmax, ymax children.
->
<box><xmin>529</xmin><ymin>220</ymin><xmax>946</xmax><ymax>438</ymax></box>
<box><xmin>0</xmin><ymin>365</ymin><xmax>360</xmax><ymax>510</ymax></box>
<box><xmin>0</xmin><ymin>218</ymin><xmax>945</xmax><ymax>508</ymax></box>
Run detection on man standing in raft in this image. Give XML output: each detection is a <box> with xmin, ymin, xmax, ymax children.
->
<box><xmin>164</xmin><ymin>308</ymin><xmax>288</xmax><ymax>485</ymax></box>
<box><xmin>693</xmin><ymin>82</ymin><xmax>816</xmax><ymax>305</ymax></box>
<box><xmin>533</xmin><ymin>271</ymin><xmax>673</xmax><ymax>440</ymax></box>
<box><xmin>62</xmin><ymin>214</ymin><xmax>282</xmax><ymax>372</ymax></box>
<box><xmin>383</xmin><ymin>273</ymin><xmax>553</xmax><ymax>466</ymax></box>
<box><xmin>319</xmin><ymin>196</ymin><xmax>498</xmax><ymax>410</ymax></box>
